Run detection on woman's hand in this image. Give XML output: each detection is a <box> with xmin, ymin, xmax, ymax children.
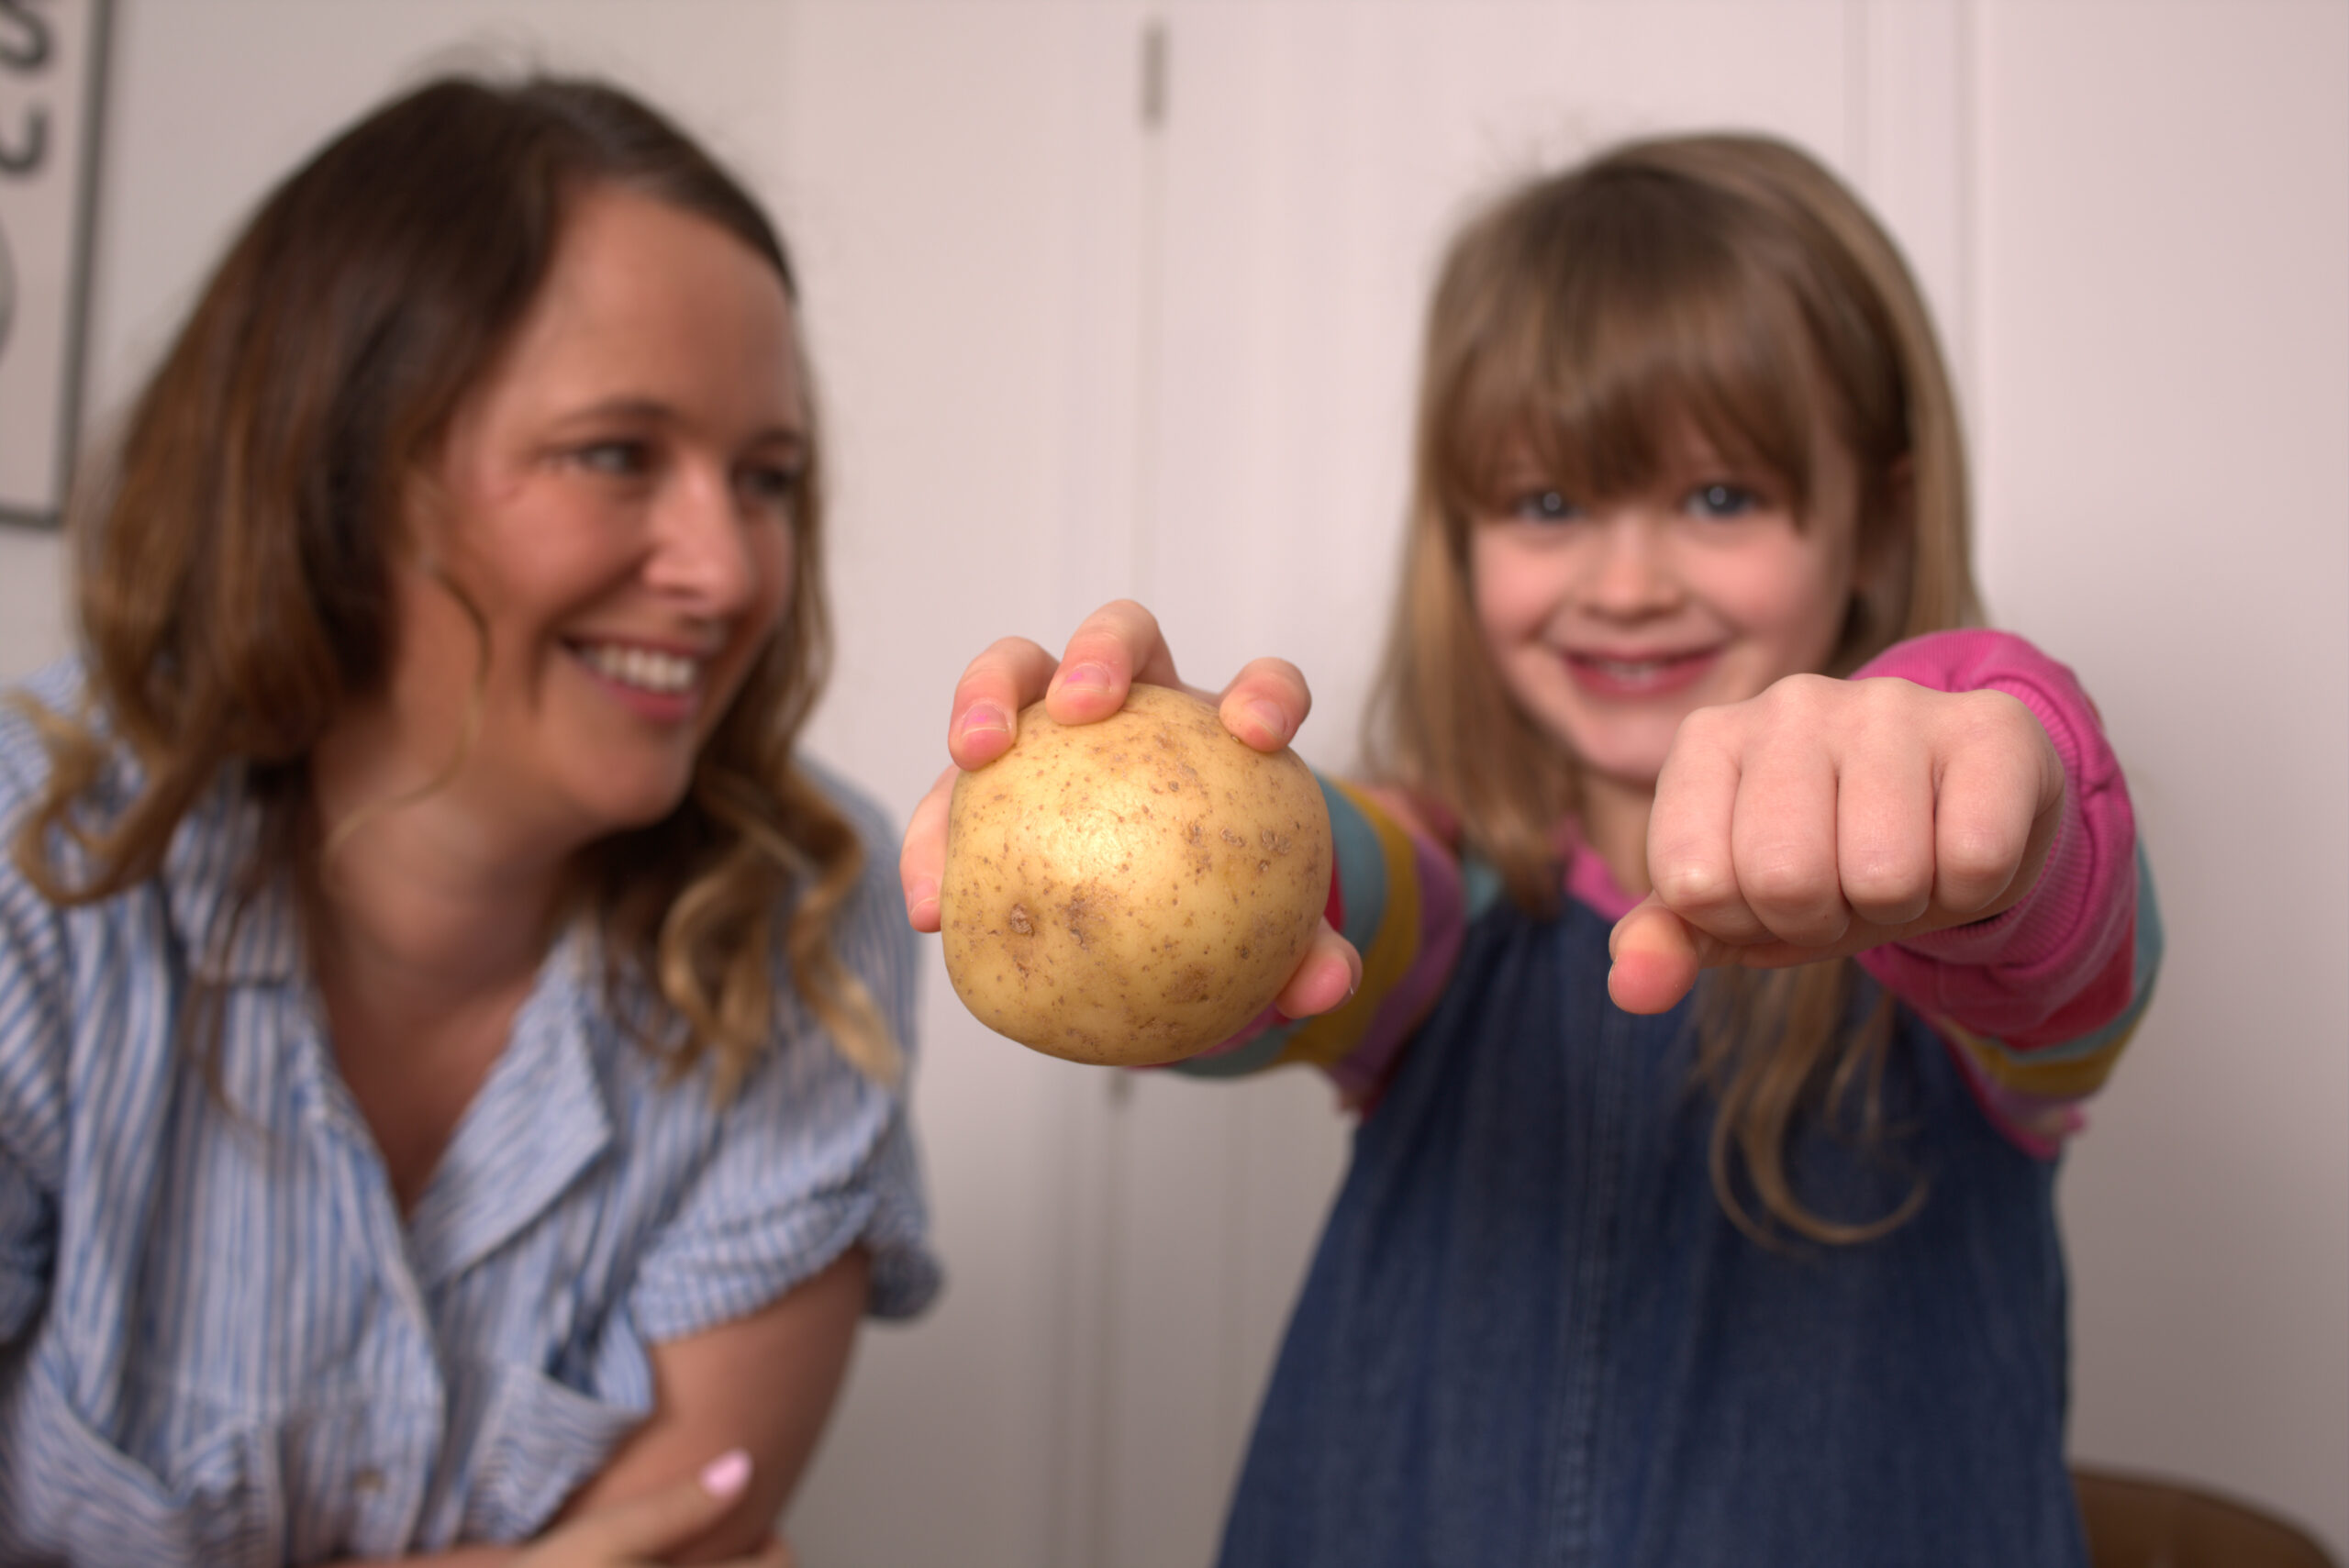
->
<box><xmin>507</xmin><ymin>1451</ymin><xmax>794</xmax><ymax>1568</ymax></box>
<box><xmin>1607</xmin><ymin>674</ymin><xmax>2065</xmax><ymax>1014</ymax></box>
<box><xmin>899</xmin><ymin>599</ymin><xmax>1361</xmax><ymax>1019</ymax></box>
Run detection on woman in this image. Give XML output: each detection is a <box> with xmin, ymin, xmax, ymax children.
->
<box><xmin>0</xmin><ymin>75</ymin><xmax>935</xmax><ymax>1564</ymax></box>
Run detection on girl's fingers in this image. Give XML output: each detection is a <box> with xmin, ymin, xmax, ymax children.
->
<box><xmin>1613</xmin><ymin>899</ymin><xmax>1916</xmax><ymax>999</ymax></box>
<box><xmin>1730</xmin><ymin>727</ymin><xmax>1850</xmax><ymax>950</ymax></box>
<box><xmin>952</xmin><ymin>603</ymin><xmax>1301</xmax><ymax>762</ymax></box>
<box><xmin>949</xmin><ymin>637</ymin><xmax>1061</xmax><ymax>771</ymax></box>
<box><xmin>899</xmin><ymin>764</ymin><xmax>959</xmax><ymax>933</ymax></box>
<box><xmin>1217</xmin><ymin>656</ymin><xmax>1314</xmax><ymax>752</ymax></box>
<box><xmin>1931</xmin><ymin>693</ymin><xmax>2063</xmax><ymax>920</ymax></box>
<box><xmin>931</xmin><ymin>605</ymin><xmax>1312</xmax><ymax>946</ymax></box>
<box><xmin>1045</xmin><ymin>599</ymin><xmax>1186</xmax><ymax>725</ymax></box>
<box><xmin>1646</xmin><ymin>712</ymin><xmax>1769</xmax><ymax>947</ymax></box>
<box><xmin>1271</xmin><ymin>918</ymin><xmax>1361</xmax><ymax>1020</ymax></box>
<box><xmin>1619</xmin><ymin>683</ymin><xmax>2070</xmax><ymax>1002</ymax></box>
<box><xmin>1835</xmin><ymin>728</ymin><xmax>1937</xmax><ymax>929</ymax></box>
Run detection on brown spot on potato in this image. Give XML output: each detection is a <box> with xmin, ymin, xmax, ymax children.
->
<box><xmin>1164</xmin><ymin>965</ymin><xmax>1214</xmax><ymax>1004</ymax></box>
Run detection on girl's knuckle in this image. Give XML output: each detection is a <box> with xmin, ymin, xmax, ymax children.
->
<box><xmin>1741</xmin><ymin>853</ymin><xmax>1822</xmax><ymax>911</ymax></box>
<box><xmin>1655</xmin><ymin>858</ymin><xmax>1736</xmax><ymax>915</ymax></box>
<box><xmin>1841</xmin><ymin>857</ymin><xmax>1916</xmax><ymax>909</ymax></box>
<box><xmin>1940</xmin><ymin>831</ymin><xmax>2015</xmax><ymax>894</ymax></box>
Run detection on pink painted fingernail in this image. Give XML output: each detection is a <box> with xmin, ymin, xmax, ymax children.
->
<box><xmin>956</xmin><ymin>703</ymin><xmax>1009</xmax><ymax>744</ymax></box>
<box><xmin>700</xmin><ymin>1449</ymin><xmax>751</xmax><ymax>1498</ymax></box>
<box><xmin>1057</xmin><ymin>662</ymin><xmax>1111</xmax><ymax>693</ymax></box>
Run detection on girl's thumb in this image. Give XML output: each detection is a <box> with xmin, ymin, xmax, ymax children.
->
<box><xmin>1606</xmin><ymin>899</ymin><xmax>1705</xmax><ymax>1015</ymax></box>
<box><xmin>590</xmin><ymin>1449</ymin><xmax>753</xmax><ymax>1555</ymax></box>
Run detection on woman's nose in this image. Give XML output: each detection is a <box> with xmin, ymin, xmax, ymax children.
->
<box><xmin>644</xmin><ymin>463</ymin><xmax>761</xmax><ymax>617</ymax></box>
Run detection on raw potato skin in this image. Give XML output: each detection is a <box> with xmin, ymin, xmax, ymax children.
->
<box><xmin>941</xmin><ymin>684</ymin><xmax>1333</xmax><ymax>1066</ymax></box>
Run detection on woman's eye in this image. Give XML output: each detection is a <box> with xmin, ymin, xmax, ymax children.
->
<box><xmin>573</xmin><ymin>439</ymin><xmax>652</xmax><ymax>478</ymax></box>
<box><xmin>1686</xmin><ymin>482</ymin><xmax>1760</xmax><ymax>519</ymax></box>
<box><xmin>1510</xmin><ymin>489</ymin><xmax>1580</xmax><ymax>522</ymax></box>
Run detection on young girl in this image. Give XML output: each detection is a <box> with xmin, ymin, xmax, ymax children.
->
<box><xmin>904</xmin><ymin>132</ymin><xmax>2154</xmax><ymax>1565</ymax></box>
<box><xmin>0</xmin><ymin>76</ymin><xmax>935</xmax><ymax>1564</ymax></box>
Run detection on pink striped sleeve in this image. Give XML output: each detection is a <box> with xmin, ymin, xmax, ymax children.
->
<box><xmin>1849</xmin><ymin>629</ymin><xmax>2154</xmax><ymax>1151</ymax></box>
<box><xmin>1849</xmin><ymin>629</ymin><xmax>2137</xmax><ymax>1039</ymax></box>
<box><xmin>1171</xmin><ymin>776</ymin><xmax>1467</xmax><ymax>1110</ymax></box>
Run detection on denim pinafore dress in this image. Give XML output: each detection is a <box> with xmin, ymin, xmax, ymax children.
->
<box><xmin>1217</xmin><ymin>889</ymin><xmax>2087</xmax><ymax>1568</ymax></box>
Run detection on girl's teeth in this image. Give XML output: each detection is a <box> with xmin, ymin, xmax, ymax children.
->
<box><xmin>583</xmin><ymin>644</ymin><xmax>698</xmax><ymax>694</ymax></box>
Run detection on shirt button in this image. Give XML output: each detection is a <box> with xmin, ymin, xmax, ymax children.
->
<box><xmin>352</xmin><ymin>1467</ymin><xmax>385</xmax><ymax>1496</ymax></box>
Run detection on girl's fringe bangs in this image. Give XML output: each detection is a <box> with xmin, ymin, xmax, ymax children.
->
<box><xmin>1434</xmin><ymin>227</ymin><xmax>1828</xmax><ymax>524</ymax></box>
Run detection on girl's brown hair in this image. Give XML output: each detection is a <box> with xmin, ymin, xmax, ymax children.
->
<box><xmin>1364</xmin><ymin>131</ymin><xmax>1979</xmax><ymax>1240</ymax></box>
<box><xmin>11</xmin><ymin>74</ymin><xmax>894</xmax><ymax>1092</ymax></box>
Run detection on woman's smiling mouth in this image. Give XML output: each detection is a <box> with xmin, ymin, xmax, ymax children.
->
<box><xmin>570</xmin><ymin>639</ymin><xmax>712</xmax><ymax>717</ymax></box>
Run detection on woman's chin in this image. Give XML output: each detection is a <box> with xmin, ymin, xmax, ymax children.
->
<box><xmin>564</xmin><ymin>773</ymin><xmax>699</xmax><ymax>841</ymax></box>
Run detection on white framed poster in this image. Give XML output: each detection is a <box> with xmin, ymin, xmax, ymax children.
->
<box><xmin>0</xmin><ymin>0</ymin><xmax>108</xmax><ymax>530</ymax></box>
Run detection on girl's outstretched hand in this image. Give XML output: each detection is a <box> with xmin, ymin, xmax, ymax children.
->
<box><xmin>899</xmin><ymin>600</ymin><xmax>1362</xmax><ymax>1022</ymax></box>
<box><xmin>1607</xmin><ymin>673</ymin><xmax>2066</xmax><ymax>1015</ymax></box>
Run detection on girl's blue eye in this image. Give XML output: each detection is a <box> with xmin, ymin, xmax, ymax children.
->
<box><xmin>1511</xmin><ymin>489</ymin><xmax>1580</xmax><ymax>522</ymax></box>
<box><xmin>1687</xmin><ymin>482</ymin><xmax>1759</xmax><ymax>519</ymax></box>
<box><xmin>740</xmin><ymin>464</ymin><xmax>804</xmax><ymax>514</ymax></box>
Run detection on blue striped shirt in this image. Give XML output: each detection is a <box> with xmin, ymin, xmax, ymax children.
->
<box><xmin>0</xmin><ymin>662</ymin><xmax>939</xmax><ymax>1564</ymax></box>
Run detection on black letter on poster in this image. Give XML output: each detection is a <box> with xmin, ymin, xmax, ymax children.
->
<box><xmin>0</xmin><ymin>0</ymin><xmax>55</xmax><ymax>72</ymax></box>
<box><xmin>0</xmin><ymin>0</ymin><xmax>54</xmax><ymax>173</ymax></box>
<box><xmin>0</xmin><ymin>106</ymin><xmax>43</xmax><ymax>173</ymax></box>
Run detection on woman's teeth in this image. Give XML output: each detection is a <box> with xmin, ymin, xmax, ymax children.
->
<box><xmin>580</xmin><ymin>643</ymin><xmax>699</xmax><ymax>695</ymax></box>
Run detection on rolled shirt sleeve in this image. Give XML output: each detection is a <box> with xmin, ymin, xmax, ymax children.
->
<box><xmin>625</xmin><ymin>765</ymin><xmax>941</xmax><ymax>1342</ymax></box>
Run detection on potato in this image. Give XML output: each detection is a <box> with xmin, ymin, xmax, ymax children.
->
<box><xmin>941</xmin><ymin>683</ymin><xmax>1332</xmax><ymax>1066</ymax></box>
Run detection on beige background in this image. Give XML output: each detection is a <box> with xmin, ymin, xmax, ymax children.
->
<box><xmin>0</xmin><ymin>2</ymin><xmax>2341</xmax><ymax>1564</ymax></box>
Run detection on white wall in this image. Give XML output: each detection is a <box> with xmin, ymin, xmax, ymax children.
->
<box><xmin>0</xmin><ymin>2</ymin><xmax>2341</xmax><ymax>1563</ymax></box>
<box><xmin>1973</xmin><ymin>1</ymin><xmax>2349</xmax><ymax>1544</ymax></box>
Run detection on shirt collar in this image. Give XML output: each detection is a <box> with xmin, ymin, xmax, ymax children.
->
<box><xmin>405</xmin><ymin>921</ymin><xmax>618</xmax><ymax>1287</ymax></box>
<box><xmin>161</xmin><ymin>766</ymin><xmax>306</xmax><ymax>986</ymax></box>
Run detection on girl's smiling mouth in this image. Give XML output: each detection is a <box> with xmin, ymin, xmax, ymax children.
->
<box><xmin>1563</xmin><ymin>646</ymin><xmax>1721</xmax><ymax>698</ymax></box>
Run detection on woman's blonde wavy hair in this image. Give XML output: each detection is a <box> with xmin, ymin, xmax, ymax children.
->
<box><xmin>10</xmin><ymin>75</ymin><xmax>895</xmax><ymax>1095</ymax></box>
<box><xmin>1363</xmin><ymin>132</ymin><xmax>1980</xmax><ymax>1242</ymax></box>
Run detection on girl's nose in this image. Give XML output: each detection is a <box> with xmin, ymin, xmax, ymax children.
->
<box><xmin>1584</xmin><ymin>512</ymin><xmax>1681</xmax><ymax>615</ymax></box>
<box><xmin>644</xmin><ymin>463</ymin><xmax>762</xmax><ymax>618</ymax></box>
